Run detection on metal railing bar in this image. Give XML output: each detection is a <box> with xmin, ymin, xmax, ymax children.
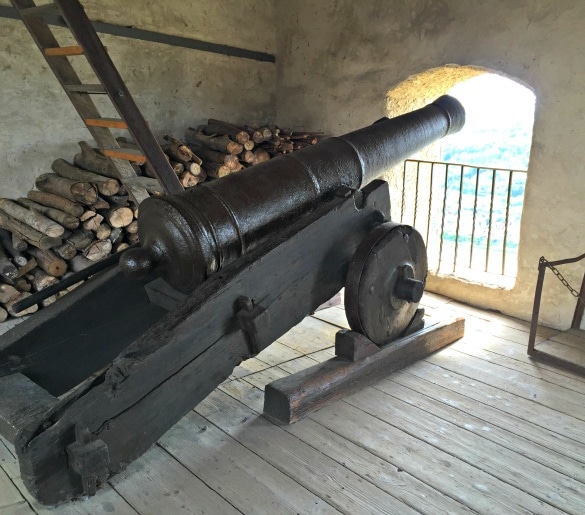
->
<box><xmin>485</xmin><ymin>169</ymin><xmax>497</xmax><ymax>273</ymax></box>
<box><xmin>502</xmin><ymin>171</ymin><xmax>514</xmax><ymax>275</ymax></box>
<box><xmin>453</xmin><ymin>165</ymin><xmax>465</xmax><ymax>273</ymax></box>
<box><xmin>401</xmin><ymin>161</ymin><xmax>407</xmax><ymax>221</ymax></box>
<box><xmin>404</xmin><ymin>159</ymin><xmax>527</xmax><ymax>175</ymax></box>
<box><xmin>469</xmin><ymin>167</ymin><xmax>480</xmax><ymax>269</ymax></box>
<box><xmin>426</xmin><ymin>163</ymin><xmax>434</xmax><ymax>247</ymax></box>
<box><xmin>414</xmin><ymin>161</ymin><xmax>421</xmax><ymax>228</ymax></box>
<box><xmin>439</xmin><ymin>164</ymin><xmax>449</xmax><ymax>273</ymax></box>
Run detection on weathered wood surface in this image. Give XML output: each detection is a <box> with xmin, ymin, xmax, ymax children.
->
<box><xmin>0</xmin><ymin>374</ymin><xmax>57</xmax><ymax>444</ymax></box>
<box><xmin>3</xmin><ymin>293</ymin><xmax>585</xmax><ymax>513</ymax></box>
<box><xmin>7</xmin><ymin>183</ymin><xmax>389</xmax><ymax>504</ymax></box>
<box><xmin>0</xmin><ymin>210</ymin><xmax>62</xmax><ymax>250</ymax></box>
<box><xmin>263</xmin><ymin>317</ymin><xmax>465</xmax><ymax>424</ymax></box>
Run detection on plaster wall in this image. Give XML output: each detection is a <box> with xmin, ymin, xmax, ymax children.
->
<box><xmin>0</xmin><ymin>0</ymin><xmax>276</xmax><ymax>199</ymax></box>
<box><xmin>276</xmin><ymin>0</ymin><xmax>585</xmax><ymax>328</ymax></box>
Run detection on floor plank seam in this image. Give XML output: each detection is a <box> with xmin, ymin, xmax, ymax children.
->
<box><xmin>445</xmin><ymin>345</ymin><xmax>585</xmax><ymax>394</ymax></box>
<box><xmin>419</xmin><ymin>356</ymin><xmax>585</xmax><ymax>427</ymax></box>
<box><xmin>105</xmin><ymin>482</ymin><xmax>145</xmax><ymax>515</ymax></box>
<box><xmin>369</xmin><ymin>379</ymin><xmax>585</xmax><ymax>487</ymax></box>
<box><xmin>188</xmin><ymin>409</ymin><xmax>343</xmax><ymax>514</ymax></box>
<box><xmin>339</xmin><ymin>396</ymin><xmax>571</xmax><ymax>514</ymax></box>
<box><xmin>224</xmin><ymin>379</ymin><xmax>444</xmax><ymax>511</ymax></box>
<box><xmin>401</xmin><ymin>367</ymin><xmax>585</xmax><ymax>450</ymax></box>
<box><xmin>154</xmin><ymin>442</ymin><xmax>245</xmax><ymax>515</ymax></box>
<box><xmin>216</xmin><ymin>381</ymin><xmax>415</xmax><ymax>514</ymax></box>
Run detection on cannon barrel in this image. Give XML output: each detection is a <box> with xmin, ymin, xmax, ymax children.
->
<box><xmin>121</xmin><ymin>95</ymin><xmax>465</xmax><ymax>292</ymax></box>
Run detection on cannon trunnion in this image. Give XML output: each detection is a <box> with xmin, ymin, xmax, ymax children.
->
<box><xmin>0</xmin><ymin>97</ymin><xmax>465</xmax><ymax>504</ymax></box>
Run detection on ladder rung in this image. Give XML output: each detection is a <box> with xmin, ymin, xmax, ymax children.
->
<box><xmin>85</xmin><ymin>118</ymin><xmax>128</xmax><ymax>129</ymax></box>
<box><xmin>19</xmin><ymin>3</ymin><xmax>59</xmax><ymax>17</ymax></box>
<box><xmin>103</xmin><ymin>148</ymin><xmax>147</xmax><ymax>164</ymax></box>
<box><xmin>44</xmin><ymin>46</ymin><xmax>84</xmax><ymax>57</ymax></box>
<box><xmin>65</xmin><ymin>84</ymin><xmax>107</xmax><ymax>94</ymax></box>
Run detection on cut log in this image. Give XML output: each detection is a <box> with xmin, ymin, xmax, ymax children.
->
<box><xmin>95</xmin><ymin>223</ymin><xmax>112</xmax><ymax>241</ymax></box>
<box><xmin>0</xmin><ymin>198</ymin><xmax>65</xmax><ymax>238</ymax></box>
<box><xmin>204</xmin><ymin>163</ymin><xmax>233</xmax><ymax>179</ymax></box>
<box><xmin>105</xmin><ymin>207</ymin><xmax>133</xmax><ymax>228</ymax></box>
<box><xmin>90</xmin><ymin>197</ymin><xmax>110</xmax><ymax>211</ymax></box>
<box><xmin>162</xmin><ymin>137</ymin><xmax>200</xmax><ymax>165</ymax></box>
<box><xmin>0</xmin><ymin>306</ymin><xmax>7</xmax><ymax>322</ymax></box>
<box><xmin>27</xmin><ymin>190</ymin><xmax>84</xmax><ymax>218</ymax></box>
<box><xmin>243</xmin><ymin>140</ymin><xmax>255</xmax><ymax>151</ymax></box>
<box><xmin>5</xmin><ymin>292</ymin><xmax>38</xmax><ymax>317</ymax></box>
<box><xmin>0</xmin><ymin>210</ymin><xmax>61</xmax><ymax>250</ymax></box>
<box><xmin>79</xmin><ymin>210</ymin><xmax>97</xmax><ymax>222</ymax></box>
<box><xmin>17</xmin><ymin>198</ymin><xmax>79</xmax><ymax>231</ymax></box>
<box><xmin>73</xmin><ymin>141</ymin><xmax>118</xmax><ymax>179</ymax></box>
<box><xmin>53</xmin><ymin>242</ymin><xmax>77</xmax><ymax>261</ymax></box>
<box><xmin>66</xmin><ymin>229</ymin><xmax>94</xmax><ymax>251</ymax></box>
<box><xmin>122</xmin><ymin>177</ymin><xmax>164</xmax><ymax>195</ymax></box>
<box><xmin>114</xmin><ymin>242</ymin><xmax>130</xmax><ymax>253</ymax></box>
<box><xmin>259</xmin><ymin>127</ymin><xmax>273</xmax><ymax>142</ymax></box>
<box><xmin>245</xmin><ymin>127</ymin><xmax>264</xmax><ymax>144</ymax></box>
<box><xmin>51</xmin><ymin>159</ymin><xmax>120</xmax><ymax>196</ymax></box>
<box><xmin>204</xmin><ymin>119</ymin><xmax>250</xmax><ymax>145</ymax></box>
<box><xmin>27</xmin><ymin>247</ymin><xmax>67</xmax><ymax>277</ymax></box>
<box><xmin>179</xmin><ymin>171</ymin><xmax>205</xmax><ymax>188</ymax></box>
<box><xmin>69</xmin><ymin>254</ymin><xmax>93</xmax><ymax>273</ymax></box>
<box><xmin>11</xmin><ymin>232</ymin><xmax>27</xmax><ymax>252</ymax></box>
<box><xmin>0</xmin><ymin>228</ymin><xmax>27</xmax><ymax>267</ymax></box>
<box><xmin>191</xmin><ymin>147</ymin><xmax>240</xmax><ymax>169</ymax></box>
<box><xmin>0</xmin><ymin>284</ymin><xmax>20</xmax><ymax>304</ymax></box>
<box><xmin>108</xmin><ymin>227</ymin><xmax>124</xmax><ymax>246</ymax></box>
<box><xmin>170</xmin><ymin>161</ymin><xmax>184</xmax><ymax>175</ymax></box>
<box><xmin>41</xmin><ymin>294</ymin><xmax>59</xmax><ymax>308</ymax></box>
<box><xmin>15</xmin><ymin>258</ymin><xmax>37</xmax><ymax>279</ymax></box>
<box><xmin>252</xmin><ymin>149</ymin><xmax>270</xmax><ymax>165</ymax></box>
<box><xmin>82</xmin><ymin>213</ymin><xmax>105</xmax><ymax>232</ymax></box>
<box><xmin>84</xmin><ymin>240</ymin><xmax>112</xmax><ymax>261</ymax></box>
<box><xmin>240</xmin><ymin>150</ymin><xmax>254</xmax><ymax>164</ymax></box>
<box><xmin>11</xmin><ymin>276</ymin><xmax>32</xmax><ymax>293</ymax></box>
<box><xmin>35</xmin><ymin>173</ymin><xmax>98</xmax><ymax>206</ymax></box>
<box><xmin>125</xmin><ymin>220</ymin><xmax>139</xmax><ymax>235</ymax></box>
<box><xmin>186</xmin><ymin>129</ymin><xmax>244</xmax><ymax>155</ymax></box>
<box><xmin>183</xmin><ymin>162</ymin><xmax>203</xmax><ymax>176</ymax></box>
<box><xmin>31</xmin><ymin>268</ymin><xmax>59</xmax><ymax>291</ymax></box>
<box><xmin>0</xmin><ymin>240</ymin><xmax>18</xmax><ymax>281</ymax></box>
<box><xmin>103</xmin><ymin>194</ymin><xmax>129</xmax><ymax>207</ymax></box>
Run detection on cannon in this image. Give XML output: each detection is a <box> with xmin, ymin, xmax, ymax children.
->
<box><xmin>0</xmin><ymin>96</ymin><xmax>465</xmax><ymax>505</ymax></box>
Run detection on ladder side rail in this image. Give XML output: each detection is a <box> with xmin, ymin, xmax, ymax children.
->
<box><xmin>10</xmin><ymin>0</ymin><xmax>151</xmax><ymax>204</ymax></box>
<box><xmin>54</xmin><ymin>0</ymin><xmax>184</xmax><ymax>195</ymax></box>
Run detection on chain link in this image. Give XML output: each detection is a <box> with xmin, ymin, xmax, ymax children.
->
<box><xmin>540</xmin><ymin>256</ymin><xmax>585</xmax><ymax>302</ymax></box>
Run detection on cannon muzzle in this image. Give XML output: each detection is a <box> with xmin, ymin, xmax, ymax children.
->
<box><xmin>121</xmin><ymin>95</ymin><xmax>465</xmax><ymax>292</ymax></box>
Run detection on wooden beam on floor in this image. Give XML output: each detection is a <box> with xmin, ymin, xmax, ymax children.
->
<box><xmin>263</xmin><ymin>316</ymin><xmax>465</xmax><ymax>424</ymax></box>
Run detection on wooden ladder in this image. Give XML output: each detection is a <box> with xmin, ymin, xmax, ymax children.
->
<box><xmin>10</xmin><ymin>0</ymin><xmax>184</xmax><ymax>204</ymax></box>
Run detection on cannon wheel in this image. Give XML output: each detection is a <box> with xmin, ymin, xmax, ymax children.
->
<box><xmin>345</xmin><ymin>222</ymin><xmax>427</xmax><ymax>345</ymax></box>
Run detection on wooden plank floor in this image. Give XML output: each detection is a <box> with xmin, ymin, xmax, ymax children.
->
<box><xmin>3</xmin><ymin>292</ymin><xmax>585</xmax><ymax>514</ymax></box>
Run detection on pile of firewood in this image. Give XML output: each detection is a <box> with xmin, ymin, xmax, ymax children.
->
<box><xmin>0</xmin><ymin>121</ymin><xmax>326</xmax><ymax>322</ymax></box>
<box><xmin>185</xmin><ymin>119</ymin><xmax>325</xmax><ymax>179</ymax></box>
<box><xmin>0</xmin><ymin>142</ymin><xmax>144</xmax><ymax>321</ymax></box>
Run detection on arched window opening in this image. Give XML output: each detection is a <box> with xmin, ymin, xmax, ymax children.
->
<box><xmin>388</xmin><ymin>66</ymin><xmax>535</xmax><ymax>287</ymax></box>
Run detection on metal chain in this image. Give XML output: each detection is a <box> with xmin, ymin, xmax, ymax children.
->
<box><xmin>540</xmin><ymin>256</ymin><xmax>585</xmax><ymax>302</ymax></box>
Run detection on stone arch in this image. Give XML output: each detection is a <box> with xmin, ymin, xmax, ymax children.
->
<box><xmin>386</xmin><ymin>64</ymin><xmax>536</xmax><ymax>286</ymax></box>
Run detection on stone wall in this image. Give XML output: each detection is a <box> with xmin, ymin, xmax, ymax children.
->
<box><xmin>0</xmin><ymin>0</ymin><xmax>276</xmax><ymax>198</ymax></box>
<box><xmin>276</xmin><ymin>0</ymin><xmax>585</xmax><ymax>328</ymax></box>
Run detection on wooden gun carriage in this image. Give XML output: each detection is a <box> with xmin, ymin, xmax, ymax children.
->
<box><xmin>0</xmin><ymin>96</ymin><xmax>465</xmax><ymax>504</ymax></box>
